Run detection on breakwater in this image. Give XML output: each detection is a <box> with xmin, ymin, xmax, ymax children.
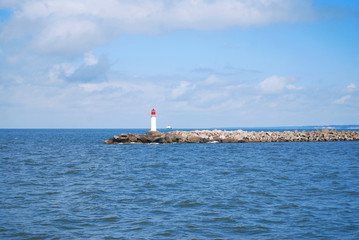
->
<box><xmin>104</xmin><ymin>129</ymin><xmax>359</xmax><ymax>144</ymax></box>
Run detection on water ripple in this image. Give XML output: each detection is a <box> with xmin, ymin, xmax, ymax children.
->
<box><xmin>1</xmin><ymin>129</ymin><xmax>359</xmax><ymax>239</ymax></box>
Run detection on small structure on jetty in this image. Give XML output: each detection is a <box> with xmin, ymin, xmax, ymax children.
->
<box><xmin>104</xmin><ymin>129</ymin><xmax>359</xmax><ymax>144</ymax></box>
<box><xmin>150</xmin><ymin>108</ymin><xmax>156</xmax><ymax>131</ymax></box>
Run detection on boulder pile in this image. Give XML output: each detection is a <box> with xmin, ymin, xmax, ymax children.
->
<box><xmin>104</xmin><ymin>129</ymin><xmax>359</xmax><ymax>144</ymax></box>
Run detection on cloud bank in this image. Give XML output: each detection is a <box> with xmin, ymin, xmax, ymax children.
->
<box><xmin>259</xmin><ymin>75</ymin><xmax>303</xmax><ymax>94</ymax></box>
<box><xmin>1</xmin><ymin>0</ymin><xmax>314</xmax><ymax>54</ymax></box>
<box><xmin>1</xmin><ymin>0</ymin><xmax>358</xmax><ymax>128</ymax></box>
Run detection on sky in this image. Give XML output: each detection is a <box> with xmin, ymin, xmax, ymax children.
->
<box><xmin>0</xmin><ymin>0</ymin><xmax>358</xmax><ymax>128</ymax></box>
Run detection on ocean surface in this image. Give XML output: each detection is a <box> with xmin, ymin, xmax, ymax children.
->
<box><xmin>1</xmin><ymin>128</ymin><xmax>359</xmax><ymax>239</ymax></box>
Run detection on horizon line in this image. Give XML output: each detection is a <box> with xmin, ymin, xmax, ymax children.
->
<box><xmin>1</xmin><ymin>124</ymin><xmax>358</xmax><ymax>130</ymax></box>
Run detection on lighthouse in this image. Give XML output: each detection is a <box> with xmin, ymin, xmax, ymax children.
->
<box><xmin>150</xmin><ymin>108</ymin><xmax>157</xmax><ymax>131</ymax></box>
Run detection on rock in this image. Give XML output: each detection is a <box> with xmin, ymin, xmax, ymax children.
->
<box><xmin>164</xmin><ymin>132</ymin><xmax>175</xmax><ymax>143</ymax></box>
<box><xmin>221</xmin><ymin>138</ymin><xmax>237</xmax><ymax>143</ymax></box>
<box><xmin>146</xmin><ymin>131</ymin><xmax>165</xmax><ymax>142</ymax></box>
<box><xmin>104</xmin><ymin>129</ymin><xmax>359</xmax><ymax>144</ymax></box>
<box><xmin>186</xmin><ymin>135</ymin><xmax>202</xmax><ymax>143</ymax></box>
<box><xmin>118</xmin><ymin>134</ymin><xmax>130</xmax><ymax>143</ymax></box>
<box><xmin>128</xmin><ymin>134</ymin><xmax>138</xmax><ymax>142</ymax></box>
<box><xmin>104</xmin><ymin>139</ymin><xmax>114</xmax><ymax>144</ymax></box>
<box><xmin>165</xmin><ymin>131</ymin><xmax>187</xmax><ymax>143</ymax></box>
<box><xmin>136</xmin><ymin>134</ymin><xmax>150</xmax><ymax>143</ymax></box>
<box><xmin>210</xmin><ymin>136</ymin><xmax>222</xmax><ymax>142</ymax></box>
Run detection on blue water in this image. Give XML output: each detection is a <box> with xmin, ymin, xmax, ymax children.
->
<box><xmin>1</xmin><ymin>129</ymin><xmax>359</xmax><ymax>239</ymax></box>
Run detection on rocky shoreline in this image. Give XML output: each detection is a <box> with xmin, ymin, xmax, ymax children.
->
<box><xmin>104</xmin><ymin>129</ymin><xmax>359</xmax><ymax>144</ymax></box>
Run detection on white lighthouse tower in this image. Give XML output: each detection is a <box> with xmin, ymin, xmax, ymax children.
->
<box><xmin>150</xmin><ymin>108</ymin><xmax>157</xmax><ymax>131</ymax></box>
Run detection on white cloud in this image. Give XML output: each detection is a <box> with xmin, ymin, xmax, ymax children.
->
<box><xmin>2</xmin><ymin>67</ymin><xmax>357</xmax><ymax>127</ymax></box>
<box><xmin>192</xmin><ymin>90</ymin><xmax>229</xmax><ymax>107</ymax></box>
<box><xmin>259</xmin><ymin>75</ymin><xmax>303</xmax><ymax>94</ymax></box>
<box><xmin>32</xmin><ymin>20</ymin><xmax>104</xmax><ymax>54</ymax></box>
<box><xmin>171</xmin><ymin>81</ymin><xmax>196</xmax><ymax>99</ymax></box>
<box><xmin>259</xmin><ymin>75</ymin><xmax>287</xmax><ymax>94</ymax></box>
<box><xmin>335</xmin><ymin>95</ymin><xmax>351</xmax><ymax>104</ymax></box>
<box><xmin>84</xmin><ymin>51</ymin><xmax>98</xmax><ymax>66</ymax></box>
<box><xmin>67</xmin><ymin>54</ymin><xmax>110</xmax><ymax>82</ymax></box>
<box><xmin>48</xmin><ymin>63</ymin><xmax>76</xmax><ymax>83</ymax></box>
<box><xmin>286</xmin><ymin>84</ymin><xmax>304</xmax><ymax>90</ymax></box>
<box><xmin>79</xmin><ymin>82</ymin><xmax>111</xmax><ymax>93</ymax></box>
<box><xmin>77</xmin><ymin>76</ymin><xmax>241</xmax><ymax>111</ymax></box>
<box><xmin>203</xmin><ymin>75</ymin><xmax>223</xmax><ymax>85</ymax></box>
<box><xmin>224</xmin><ymin>84</ymin><xmax>243</xmax><ymax>90</ymax></box>
<box><xmin>1</xmin><ymin>0</ymin><xmax>315</xmax><ymax>54</ymax></box>
<box><xmin>347</xmin><ymin>83</ymin><xmax>356</xmax><ymax>89</ymax></box>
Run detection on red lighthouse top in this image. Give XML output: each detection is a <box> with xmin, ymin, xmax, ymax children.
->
<box><xmin>151</xmin><ymin>108</ymin><xmax>156</xmax><ymax>116</ymax></box>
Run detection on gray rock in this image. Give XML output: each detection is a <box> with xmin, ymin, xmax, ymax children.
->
<box><xmin>146</xmin><ymin>131</ymin><xmax>165</xmax><ymax>142</ymax></box>
<box><xmin>104</xmin><ymin>129</ymin><xmax>359</xmax><ymax>144</ymax></box>
<box><xmin>186</xmin><ymin>135</ymin><xmax>202</xmax><ymax>143</ymax></box>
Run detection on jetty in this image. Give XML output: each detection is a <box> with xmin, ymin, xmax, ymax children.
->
<box><xmin>104</xmin><ymin>129</ymin><xmax>359</xmax><ymax>144</ymax></box>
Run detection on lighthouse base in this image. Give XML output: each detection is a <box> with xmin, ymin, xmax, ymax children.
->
<box><xmin>150</xmin><ymin>116</ymin><xmax>156</xmax><ymax>131</ymax></box>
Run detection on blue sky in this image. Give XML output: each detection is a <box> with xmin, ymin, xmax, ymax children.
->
<box><xmin>0</xmin><ymin>0</ymin><xmax>358</xmax><ymax>128</ymax></box>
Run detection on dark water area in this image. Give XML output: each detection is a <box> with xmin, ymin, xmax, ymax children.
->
<box><xmin>1</xmin><ymin>129</ymin><xmax>359</xmax><ymax>239</ymax></box>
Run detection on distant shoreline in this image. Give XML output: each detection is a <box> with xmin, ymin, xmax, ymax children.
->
<box><xmin>104</xmin><ymin>129</ymin><xmax>359</xmax><ymax>144</ymax></box>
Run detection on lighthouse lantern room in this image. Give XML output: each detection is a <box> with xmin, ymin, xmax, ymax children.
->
<box><xmin>150</xmin><ymin>108</ymin><xmax>157</xmax><ymax>131</ymax></box>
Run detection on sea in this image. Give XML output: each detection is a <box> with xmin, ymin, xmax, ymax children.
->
<box><xmin>1</xmin><ymin>127</ymin><xmax>358</xmax><ymax>239</ymax></box>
